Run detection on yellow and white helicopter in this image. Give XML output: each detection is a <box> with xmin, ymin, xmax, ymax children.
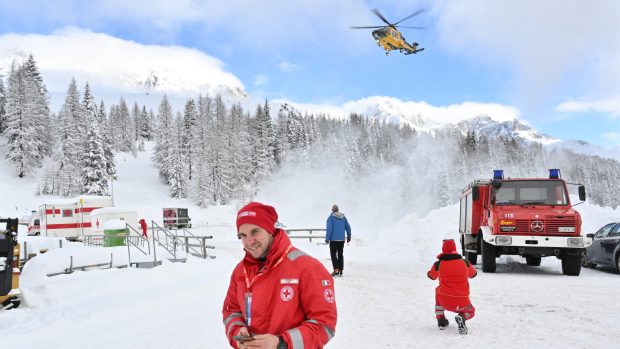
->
<box><xmin>351</xmin><ymin>9</ymin><xmax>425</xmax><ymax>55</ymax></box>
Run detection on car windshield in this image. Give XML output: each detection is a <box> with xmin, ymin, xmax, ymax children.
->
<box><xmin>494</xmin><ymin>180</ymin><xmax>568</xmax><ymax>206</ymax></box>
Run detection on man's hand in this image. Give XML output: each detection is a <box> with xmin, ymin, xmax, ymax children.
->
<box><xmin>347</xmin><ymin>237</ymin><xmax>351</xmax><ymax>243</ymax></box>
<box><xmin>239</xmin><ymin>334</ymin><xmax>279</xmax><ymax>349</ymax></box>
<box><xmin>234</xmin><ymin>327</ymin><xmax>252</xmax><ymax>348</ymax></box>
<box><xmin>325</xmin><ymin>240</ymin><xmax>329</xmax><ymax>244</ymax></box>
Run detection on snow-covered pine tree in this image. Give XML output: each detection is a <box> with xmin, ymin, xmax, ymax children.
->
<box><xmin>193</xmin><ymin>95</ymin><xmax>215</xmax><ymax>206</ymax></box>
<box><xmin>131</xmin><ymin>102</ymin><xmax>140</xmax><ymax>142</ymax></box>
<box><xmin>249</xmin><ymin>100</ymin><xmax>276</xmax><ymax>185</ymax></box>
<box><xmin>4</xmin><ymin>62</ymin><xmax>37</xmax><ymax>177</ymax></box>
<box><xmin>211</xmin><ymin>95</ymin><xmax>233</xmax><ymax>204</ymax></box>
<box><xmin>79</xmin><ymin>83</ymin><xmax>108</xmax><ymax>195</ymax></box>
<box><xmin>0</xmin><ymin>74</ymin><xmax>6</xmax><ymax>134</ymax></box>
<box><xmin>54</xmin><ymin>78</ymin><xmax>85</xmax><ymax>194</ymax></box>
<box><xmin>114</xmin><ymin>97</ymin><xmax>133</xmax><ymax>152</ymax></box>
<box><xmin>98</xmin><ymin>101</ymin><xmax>116</xmax><ymax>179</ymax></box>
<box><xmin>228</xmin><ymin>103</ymin><xmax>252</xmax><ymax>199</ymax></box>
<box><xmin>153</xmin><ymin>95</ymin><xmax>175</xmax><ymax>182</ymax></box>
<box><xmin>139</xmin><ymin>106</ymin><xmax>152</xmax><ymax>141</ymax></box>
<box><xmin>81</xmin><ymin>121</ymin><xmax>108</xmax><ymax>195</ymax></box>
<box><xmin>181</xmin><ymin>98</ymin><xmax>198</xmax><ymax>180</ymax></box>
<box><xmin>58</xmin><ymin>78</ymin><xmax>83</xmax><ymax>172</ymax></box>
<box><xmin>23</xmin><ymin>54</ymin><xmax>53</xmax><ymax>161</ymax></box>
<box><xmin>4</xmin><ymin>55</ymin><xmax>53</xmax><ymax>177</ymax></box>
<box><xmin>168</xmin><ymin>115</ymin><xmax>186</xmax><ymax>198</ymax></box>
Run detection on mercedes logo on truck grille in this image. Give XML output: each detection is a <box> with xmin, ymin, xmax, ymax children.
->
<box><xmin>530</xmin><ymin>220</ymin><xmax>544</xmax><ymax>232</ymax></box>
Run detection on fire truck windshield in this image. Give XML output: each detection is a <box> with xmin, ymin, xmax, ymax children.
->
<box><xmin>494</xmin><ymin>180</ymin><xmax>568</xmax><ymax>206</ymax></box>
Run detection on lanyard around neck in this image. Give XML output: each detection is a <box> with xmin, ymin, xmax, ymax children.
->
<box><xmin>243</xmin><ymin>244</ymin><xmax>293</xmax><ymax>291</ymax></box>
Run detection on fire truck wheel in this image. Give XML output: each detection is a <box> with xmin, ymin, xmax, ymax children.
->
<box><xmin>562</xmin><ymin>254</ymin><xmax>581</xmax><ymax>276</ymax></box>
<box><xmin>481</xmin><ymin>240</ymin><xmax>496</xmax><ymax>273</ymax></box>
<box><xmin>525</xmin><ymin>256</ymin><xmax>541</xmax><ymax>266</ymax></box>
<box><xmin>461</xmin><ymin>237</ymin><xmax>478</xmax><ymax>265</ymax></box>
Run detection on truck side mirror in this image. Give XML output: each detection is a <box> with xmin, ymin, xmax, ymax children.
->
<box><xmin>491</xmin><ymin>180</ymin><xmax>502</xmax><ymax>190</ymax></box>
<box><xmin>578</xmin><ymin>185</ymin><xmax>586</xmax><ymax>201</ymax></box>
<box><xmin>472</xmin><ymin>186</ymin><xmax>480</xmax><ymax>201</ymax></box>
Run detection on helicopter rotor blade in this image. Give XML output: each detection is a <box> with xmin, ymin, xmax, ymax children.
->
<box><xmin>350</xmin><ymin>26</ymin><xmax>385</xmax><ymax>29</ymax></box>
<box><xmin>372</xmin><ymin>9</ymin><xmax>392</xmax><ymax>26</ymax></box>
<box><xmin>394</xmin><ymin>9</ymin><xmax>425</xmax><ymax>26</ymax></box>
<box><xmin>397</xmin><ymin>26</ymin><xmax>426</xmax><ymax>29</ymax></box>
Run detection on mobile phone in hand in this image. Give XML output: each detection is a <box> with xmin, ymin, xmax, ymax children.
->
<box><xmin>233</xmin><ymin>334</ymin><xmax>255</xmax><ymax>343</ymax></box>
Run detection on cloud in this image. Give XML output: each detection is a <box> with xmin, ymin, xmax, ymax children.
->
<box><xmin>0</xmin><ymin>1</ymin><xmax>374</xmax><ymax>51</ymax></box>
<box><xmin>555</xmin><ymin>97</ymin><xmax>620</xmax><ymax>117</ymax></box>
<box><xmin>433</xmin><ymin>0</ymin><xmax>620</xmax><ymax>107</ymax></box>
<box><xmin>253</xmin><ymin>74</ymin><xmax>269</xmax><ymax>86</ymax></box>
<box><xmin>0</xmin><ymin>27</ymin><xmax>245</xmax><ymax>108</ymax></box>
<box><xmin>278</xmin><ymin>61</ymin><xmax>298</xmax><ymax>73</ymax></box>
<box><xmin>603</xmin><ymin>132</ymin><xmax>620</xmax><ymax>145</ymax></box>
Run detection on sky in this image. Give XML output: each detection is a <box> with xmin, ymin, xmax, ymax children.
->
<box><xmin>0</xmin><ymin>0</ymin><xmax>618</xmax><ymax>146</ymax></box>
<box><xmin>2</xmin><ymin>139</ymin><xmax>620</xmax><ymax>348</ymax></box>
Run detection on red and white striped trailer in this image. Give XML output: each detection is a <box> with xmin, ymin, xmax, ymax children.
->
<box><xmin>38</xmin><ymin>196</ymin><xmax>113</xmax><ymax>239</ymax></box>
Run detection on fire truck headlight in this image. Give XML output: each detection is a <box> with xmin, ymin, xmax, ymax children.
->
<box><xmin>567</xmin><ymin>238</ymin><xmax>584</xmax><ymax>248</ymax></box>
<box><xmin>496</xmin><ymin>236</ymin><xmax>512</xmax><ymax>245</ymax></box>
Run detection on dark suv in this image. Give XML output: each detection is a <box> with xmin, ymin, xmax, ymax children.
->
<box><xmin>582</xmin><ymin>223</ymin><xmax>620</xmax><ymax>271</ymax></box>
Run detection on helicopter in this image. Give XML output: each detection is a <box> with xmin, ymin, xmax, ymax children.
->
<box><xmin>351</xmin><ymin>9</ymin><xmax>425</xmax><ymax>56</ymax></box>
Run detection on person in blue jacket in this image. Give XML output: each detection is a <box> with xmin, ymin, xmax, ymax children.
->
<box><xmin>325</xmin><ymin>204</ymin><xmax>351</xmax><ymax>277</ymax></box>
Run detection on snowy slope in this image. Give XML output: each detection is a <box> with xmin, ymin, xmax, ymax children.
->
<box><xmin>1</xmin><ymin>142</ymin><xmax>619</xmax><ymax>348</ymax></box>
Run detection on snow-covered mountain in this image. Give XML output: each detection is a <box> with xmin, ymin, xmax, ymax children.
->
<box><xmin>337</xmin><ymin>97</ymin><xmax>619</xmax><ymax>161</ymax></box>
<box><xmin>548</xmin><ymin>139</ymin><xmax>620</xmax><ymax>161</ymax></box>
<box><xmin>453</xmin><ymin>116</ymin><xmax>559</xmax><ymax>144</ymax></box>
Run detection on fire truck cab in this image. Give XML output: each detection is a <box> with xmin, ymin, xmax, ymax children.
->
<box><xmin>459</xmin><ymin>169</ymin><xmax>587</xmax><ymax>276</ymax></box>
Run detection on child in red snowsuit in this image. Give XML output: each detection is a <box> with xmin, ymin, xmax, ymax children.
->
<box><xmin>427</xmin><ymin>239</ymin><xmax>477</xmax><ymax>335</ymax></box>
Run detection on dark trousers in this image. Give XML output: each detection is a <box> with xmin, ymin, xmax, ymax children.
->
<box><xmin>329</xmin><ymin>241</ymin><xmax>345</xmax><ymax>271</ymax></box>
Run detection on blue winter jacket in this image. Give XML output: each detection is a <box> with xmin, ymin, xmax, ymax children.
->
<box><xmin>326</xmin><ymin>212</ymin><xmax>351</xmax><ymax>242</ymax></box>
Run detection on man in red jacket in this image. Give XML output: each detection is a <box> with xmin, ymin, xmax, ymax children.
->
<box><xmin>427</xmin><ymin>239</ymin><xmax>477</xmax><ymax>335</ymax></box>
<box><xmin>223</xmin><ymin>202</ymin><xmax>337</xmax><ymax>349</ymax></box>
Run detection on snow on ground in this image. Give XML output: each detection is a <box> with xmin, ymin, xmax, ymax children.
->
<box><xmin>1</xmin><ymin>142</ymin><xmax>619</xmax><ymax>348</ymax></box>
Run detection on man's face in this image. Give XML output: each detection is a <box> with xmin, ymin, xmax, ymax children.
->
<box><xmin>238</xmin><ymin>223</ymin><xmax>274</xmax><ymax>259</ymax></box>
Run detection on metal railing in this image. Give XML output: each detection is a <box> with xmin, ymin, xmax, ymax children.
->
<box><xmin>174</xmin><ymin>228</ymin><xmax>215</xmax><ymax>259</ymax></box>
<box><xmin>125</xmin><ymin>223</ymin><xmax>151</xmax><ymax>255</ymax></box>
<box><xmin>286</xmin><ymin>228</ymin><xmax>327</xmax><ymax>242</ymax></box>
<box><xmin>151</xmin><ymin>221</ymin><xmax>180</xmax><ymax>261</ymax></box>
<box><xmin>83</xmin><ymin>234</ymin><xmax>146</xmax><ymax>248</ymax></box>
<box><xmin>46</xmin><ymin>253</ymin><xmax>125</xmax><ymax>277</ymax></box>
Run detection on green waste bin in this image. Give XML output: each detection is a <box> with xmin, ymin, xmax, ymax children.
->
<box><xmin>103</xmin><ymin>228</ymin><xmax>127</xmax><ymax>247</ymax></box>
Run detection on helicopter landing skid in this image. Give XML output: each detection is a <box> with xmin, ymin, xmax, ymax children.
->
<box><xmin>404</xmin><ymin>47</ymin><xmax>424</xmax><ymax>55</ymax></box>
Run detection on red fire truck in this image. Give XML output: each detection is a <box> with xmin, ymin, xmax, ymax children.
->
<box><xmin>459</xmin><ymin>169</ymin><xmax>588</xmax><ymax>276</ymax></box>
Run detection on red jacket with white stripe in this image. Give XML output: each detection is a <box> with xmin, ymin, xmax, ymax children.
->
<box><xmin>223</xmin><ymin>229</ymin><xmax>337</xmax><ymax>348</ymax></box>
<box><xmin>427</xmin><ymin>253</ymin><xmax>477</xmax><ymax>298</ymax></box>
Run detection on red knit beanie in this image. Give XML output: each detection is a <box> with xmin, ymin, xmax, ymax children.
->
<box><xmin>236</xmin><ymin>202</ymin><xmax>278</xmax><ymax>234</ymax></box>
<box><xmin>442</xmin><ymin>239</ymin><xmax>457</xmax><ymax>254</ymax></box>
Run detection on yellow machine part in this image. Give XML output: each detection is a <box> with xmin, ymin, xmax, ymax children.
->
<box><xmin>0</xmin><ymin>243</ymin><xmax>20</xmax><ymax>305</ymax></box>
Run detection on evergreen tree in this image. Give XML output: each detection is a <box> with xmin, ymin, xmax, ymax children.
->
<box><xmin>4</xmin><ymin>63</ymin><xmax>36</xmax><ymax>177</ymax></box>
<box><xmin>168</xmin><ymin>116</ymin><xmax>186</xmax><ymax>198</ymax></box>
<box><xmin>99</xmin><ymin>101</ymin><xmax>116</xmax><ymax>179</ymax></box>
<box><xmin>82</xmin><ymin>122</ymin><xmax>108</xmax><ymax>195</ymax></box>
<box><xmin>4</xmin><ymin>56</ymin><xmax>51</xmax><ymax>177</ymax></box>
<box><xmin>153</xmin><ymin>95</ymin><xmax>175</xmax><ymax>182</ymax></box>
<box><xmin>57</xmin><ymin>78</ymin><xmax>83</xmax><ymax>173</ymax></box>
<box><xmin>23</xmin><ymin>54</ymin><xmax>53</xmax><ymax>159</ymax></box>
<box><xmin>0</xmin><ymin>74</ymin><xmax>6</xmax><ymax>134</ymax></box>
<box><xmin>139</xmin><ymin>106</ymin><xmax>152</xmax><ymax>140</ymax></box>
<box><xmin>182</xmin><ymin>98</ymin><xmax>198</xmax><ymax>180</ymax></box>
